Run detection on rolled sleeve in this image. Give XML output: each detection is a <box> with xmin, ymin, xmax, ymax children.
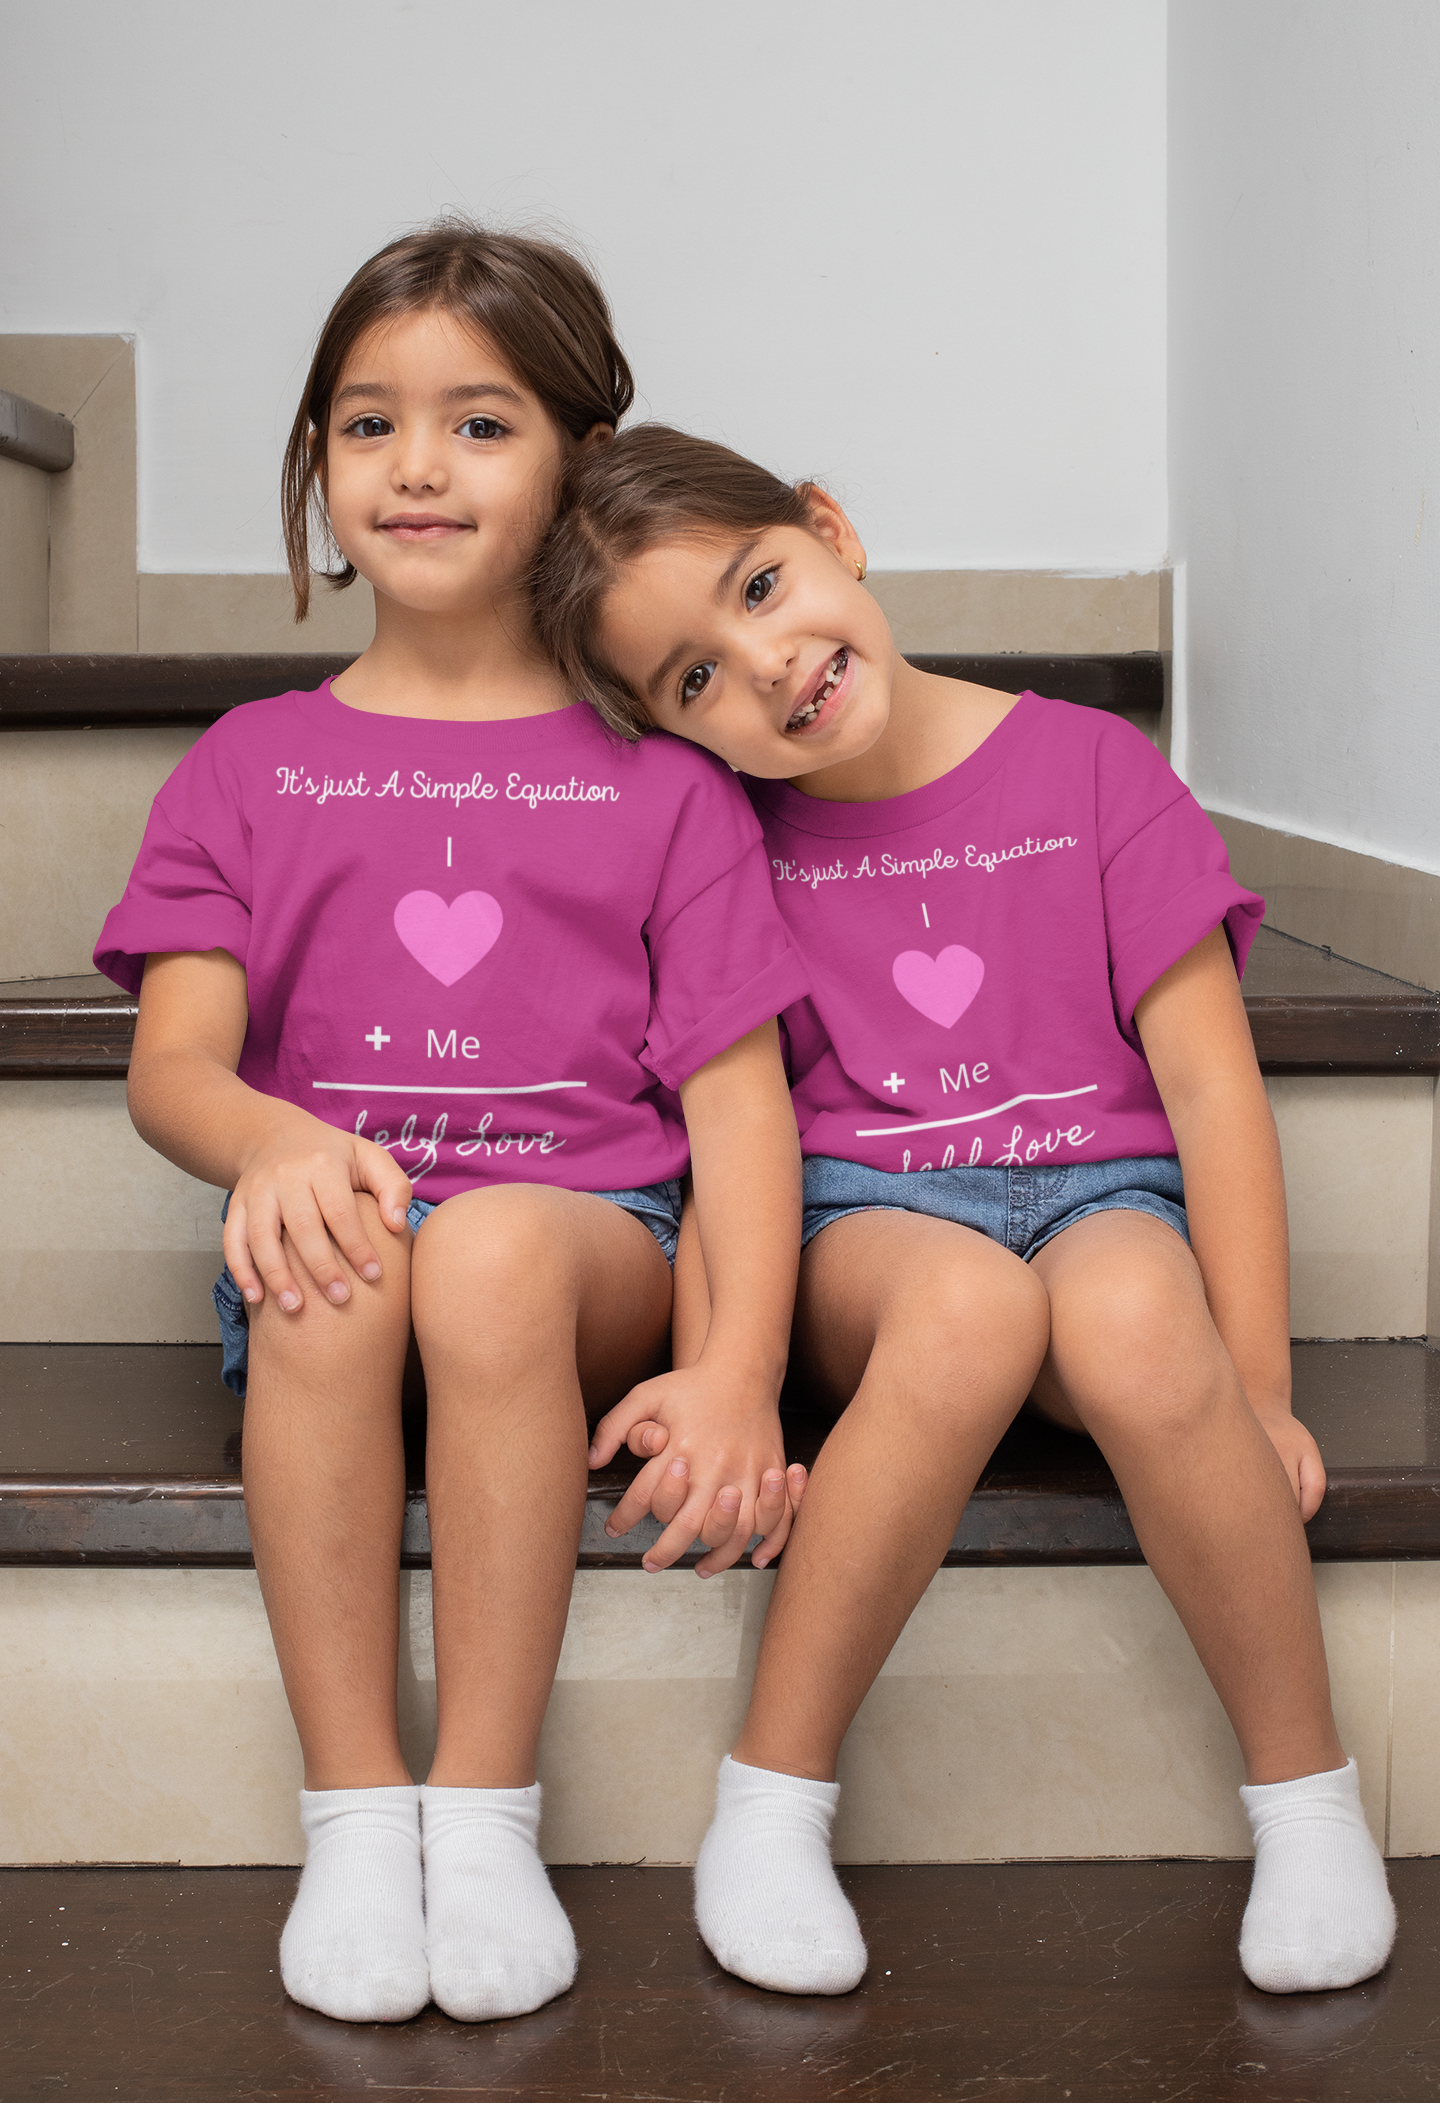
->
<box><xmin>641</xmin><ymin>832</ymin><xmax>808</xmax><ymax>1089</ymax></box>
<box><xmin>1103</xmin><ymin>793</ymin><xmax>1263</xmax><ymax>1040</ymax></box>
<box><xmin>94</xmin><ymin>787</ymin><xmax>253</xmax><ymax>993</ymax></box>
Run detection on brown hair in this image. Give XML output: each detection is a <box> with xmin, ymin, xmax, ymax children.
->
<box><xmin>282</xmin><ymin>220</ymin><xmax>634</xmax><ymax>619</ymax></box>
<box><xmin>532</xmin><ymin>423</ymin><xmax>816</xmax><ymax>739</ymax></box>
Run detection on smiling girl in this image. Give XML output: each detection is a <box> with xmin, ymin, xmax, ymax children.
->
<box><xmin>95</xmin><ymin>237</ymin><xmax>808</xmax><ymax>2025</ymax></box>
<box><xmin>533</xmin><ymin>425</ymin><xmax>1396</xmax><ymax>2001</ymax></box>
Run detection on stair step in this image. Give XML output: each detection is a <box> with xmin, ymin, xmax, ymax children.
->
<box><xmin>8</xmin><ymin>1859</ymin><xmax>1440</xmax><ymax>2097</ymax></box>
<box><xmin>5</xmin><ymin>926</ymin><xmax>1435</xmax><ymax>1079</ymax></box>
<box><xmin>2</xmin><ymin>1339</ymin><xmax>1432</xmax><ymax>1569</ymax></box>
<box><xmin>0</xmin><ymin>650</ymin><xmax>1162</xmax><ymax>728</ymax></box>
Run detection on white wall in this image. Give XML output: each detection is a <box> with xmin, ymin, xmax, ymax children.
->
<box><xmin>1</xmin><ymin>0</ymin><xmax>1166</xmax><ymax>576</ymax></box>
<box><xmin>1170</xmin><ymin>1</ymin><xmax>1440</xmax><ymax>873</ymax></box>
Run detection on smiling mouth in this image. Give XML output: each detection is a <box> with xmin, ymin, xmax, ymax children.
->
<box><xmin>786</xmin><ymin>648</ymin><xmax>849</xmax><ymax>732</ymax></box>
<box><xmin>378</xmin><ymin>515</ymin><xmax>470</xmax><ymax>539</ymax></box>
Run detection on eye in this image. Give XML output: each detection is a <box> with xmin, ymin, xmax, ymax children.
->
<box><xmin>345</xmin><ymin>414</ymin><xmax>392</xmax><ymax>440</ymax></box>
<box><xmin>743</xmin><ymin>566</ymin><xmax>778</xmax><ymax>610</ymax></box>
<box><xmin>679</xmin><ymin>663</ymin><xmax>715</xmax><ymax>707</ymax></box>
<box><xmin>460</xmin><ymin>415</ymin><xmax>506</xmax><ymax>441</ymax></box>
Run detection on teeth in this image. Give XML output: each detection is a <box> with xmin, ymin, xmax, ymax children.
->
<box><xmin>786</xmin><ymin>650</ymin><xmax>847</xmax><ymax>732</ymax></box>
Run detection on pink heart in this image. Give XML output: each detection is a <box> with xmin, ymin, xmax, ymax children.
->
<box><xmin>394</xmin><ymin>890</ymin><xmax>503</xmax><ymax>987</ymax></box>
<box><xmin>892</xmin><ymin>944</ymin><xmax>985</xmax><ymax>1028</ymax></box>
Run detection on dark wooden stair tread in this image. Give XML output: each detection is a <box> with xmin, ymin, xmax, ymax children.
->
<box><xmin>1</xmin><ymin>1339</ymin><xmax>1434</xmax><ymax>1568</ymax></box>
<box><xmin>0</xmin><ymin>651</ymin><xmax>1161</xmax><ymax>727</ymax></box>
<box><xmin>5</xmin><ymin>926</ymin><xmax>1436</xmax><ymax>1078</ymax></box>
<box><xmin>13</xmin><ymin>1859</ymin><xmax>1440</xmax><ymax>2097</ymax></box>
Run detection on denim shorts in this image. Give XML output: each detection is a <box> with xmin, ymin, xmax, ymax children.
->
<box><xmin>213</xmin><ymin>1178</ymin><xmax>683</xmax><ymax>1399</ymax></box>
<box><xmin>800</xmin><ymin>1153</ymin><xmax>1187</xmax><ymax>1260</ymax></box>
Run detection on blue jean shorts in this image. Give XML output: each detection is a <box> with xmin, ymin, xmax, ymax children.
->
<box><xmin>213</xmin><ymin>1178</ymin><xmax>683</xmax><ymax>1399</ymax></box>
<box><xmin>800</xmin><ymin>1153</ymin><xmax>1188</xmax><ymax>1260</ymax></box>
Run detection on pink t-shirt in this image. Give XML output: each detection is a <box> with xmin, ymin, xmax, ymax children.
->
<box><xmin>96</xmin><ymin>682</ymin><xmax>806</xmax><ymax>1200</ymax></box>
<box><xmin>743</xmin><ymin>692</ymin><xmax>1263</xmax><ymax>1174</ymax></box>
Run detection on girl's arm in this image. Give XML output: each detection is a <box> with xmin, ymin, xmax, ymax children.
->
<box><xmin>129</xmin><ymin>949</ymin><xmax>413</xmax><ymax>1312</ymax></box>
<box><xmin>588</xmin><ymin>1020</ymin><xmax>807</xmax><ymax>1575</ymax></box>
<box><xmin>1135</xmin><ymin>925</ymin><xmax>1324</xmax><ymax>1519</ymax></box>
<box><xmin>669</xmin><ymin>1178</ymin><xmax>713</xmax><ymax>1370</ymax></box>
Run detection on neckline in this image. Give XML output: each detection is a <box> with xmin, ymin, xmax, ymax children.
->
<box><xmin>745</xmin><ymin>690</ymin><xmax>1042</xmax><ymax>837</ymax></box>
<box><xmin>295</xmin><ymin>679</ymin><xmax>605</xmax><ymax>752</ymax></box>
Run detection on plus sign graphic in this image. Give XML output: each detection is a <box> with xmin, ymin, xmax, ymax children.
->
<box><xmin>882</xmin><ymin>1072</ymin><xmax>905</xmax><ymax>1094</ymax></box>
<box><xmin>365</xmin><ymin>1027</ymin><xmax>391</xmax><ymax>1051</ymax></box>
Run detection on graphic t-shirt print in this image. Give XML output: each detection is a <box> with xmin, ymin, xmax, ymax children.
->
<box><xmin>393</xmin><ymin>888</ymin><xmax>503</xmax><ymax>986</ymax></box>
<box><xmin>96</xmin><ymin>685</ymin><xmax>807</xmax><ymax>1201</ymax></box>
<box><xmin>746</xmin><ymin>694</ymin><xmax>1262</xmax><ymax>1175</ymax></box>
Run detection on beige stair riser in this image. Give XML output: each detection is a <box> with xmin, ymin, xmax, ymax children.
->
<box><xmin>0</xmin><ymin>1076</ymin><xmax>1430</xmax><ymax>1344</ymax></box>
<box><xmin>1271</xmin><ymin>1076</ymin><xmax>1432</xmax><ymax>1338</ymax></box>
<box><xmin>0</xmin><ymin>728</ymin><xmax>201</xmax><ymax>981</ymax></box>
<box><xmin>0</xmin><ymin>1562</ymin><xmax>1403</xmax><ymax>1867</ymax></box>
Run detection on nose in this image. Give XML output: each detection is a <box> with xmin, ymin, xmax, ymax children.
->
<box><xmin>747</xmin><ymin>632</ymin><xmax>798</xmax><ymax>689</ymax></box>
<box><xmin>390</xmin><ymin>421</ymin><xmax>449</xmax><ymax>497</ymax></box>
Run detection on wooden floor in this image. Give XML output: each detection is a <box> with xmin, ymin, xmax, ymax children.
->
<box><xmin>4</xmin><ymin>1862</ymin><xmax>1439</xmax><ymax>2101</ymax></box>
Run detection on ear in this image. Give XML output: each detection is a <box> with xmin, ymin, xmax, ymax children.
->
<box><xmin>799</xmin><ymin>483</ymin><xmax>868</xmax><ymax>581</ymax></box>
<box><xmin>580</xmin><ymin>422</ymin><xmax>615</xmax><ymax>451</ymax></box>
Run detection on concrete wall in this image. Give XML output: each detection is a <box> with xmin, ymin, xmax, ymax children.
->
<box><xmin>1</xmin><ymin>0</ymin><xmax>1167</xmax><ymax>577</ymax></box>
<box><xmin>1170</xmin><ymin>2</ymin><xmax>1440</xmax><ymax>876</ymax></box>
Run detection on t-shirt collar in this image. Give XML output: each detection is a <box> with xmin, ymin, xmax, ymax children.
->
<box><xmin>743</xmin><ymin>691</ymin><xmax>1040</xmax><ymax>838</ymax></box>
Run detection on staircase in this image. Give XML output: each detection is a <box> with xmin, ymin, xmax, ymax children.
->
<box><xmin>1</xmin><ymin>653</ymin><xmax>1437</xmax><ymax>1873</ymax></box>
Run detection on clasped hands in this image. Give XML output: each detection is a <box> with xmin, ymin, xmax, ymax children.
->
<box><xmin>589</xmin><ymin>1363</ymin><xmax>808</xmax><ymax>1578</ymax></box>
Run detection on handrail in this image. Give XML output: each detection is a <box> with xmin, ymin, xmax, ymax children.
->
<box><xmin>0</xmin><ymin>390</ymin><xmax>75</xmax><ymax>474</ymax></box>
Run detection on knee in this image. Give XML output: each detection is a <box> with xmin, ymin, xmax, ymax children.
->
<box><xmin>410</xmin><ymin>1185</ymin><xmax>581</xmax><ymax>1333</ymax></box>
<box><xmin>888</xmin><ymin>1250</ymin><xmax>1050</xmax><ymax>1384</ymax></box>
<box><xmin>248</xmin><ymin>1263</ymin><xmax>412</xmax><ymax>1388</ymax></box>
<box><xmin>417</xmin><ymin>1183</ymin><xmax>555</xmax><ymax>1270</ymax></box>
<box><xmin>1063</xmin><ymin>1263</ymin><xmax>1226</xmax><ymax>1437</ymax></box>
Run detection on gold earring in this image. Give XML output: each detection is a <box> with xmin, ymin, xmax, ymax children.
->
<box><xmin>854</xmin><ymin>558</ymin><xmax>867</xmax><ymax>582</ymax></box>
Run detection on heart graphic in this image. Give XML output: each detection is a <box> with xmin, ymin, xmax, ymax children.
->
<box><xmin>394</xmin><ymin>890</ymin><xmax>503</xmax><ymax>987</ymax></box>
<box><xmin>892</xmin><ymin>944</ymin><xmax>985</xmax><ymax>1028</ymax></box>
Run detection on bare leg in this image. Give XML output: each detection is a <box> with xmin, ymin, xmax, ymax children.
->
<box><xmin>1028</xmin><ymin>1210</ymin><xmax>1342</xmax><ymax>1784</ymax></box>
<box><xmin>243</xmin><ymin>1195</ymin><xmax>426</xmax><ymax>2021</ymax></box>
<box><xmin>412</xmin><ymin>1184</ymin><xmax>672</xmax><ymax>1788</ymax></box>
<box><xmin>242</xmin><ymin>1192</ymin><xmax>413</xmax><ymax>1788</ymax></box>
<box><xmin>697</xmin><ymin>1210</ymin><xmax>1048</xmax><ymax>1996</ymax></box>
<box><xmin>408</xmin><ymin>1184</ymin><xmax>671</xmax><ymax>2024</ymax></box>
<box><xmin>1028</xmin><ymin>1210</ymin><xmax>1391</xmax><ymax>1997</ymax></box>
<box><xmin>735</xmin><ymin>1209</ymin><xmax>1048</xmax><ymax>1778</ymax></box>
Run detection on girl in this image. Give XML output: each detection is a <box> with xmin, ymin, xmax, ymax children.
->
<box><xmin>531</xmin><ymin>425</ymin><xmax>1397</xmax><ymax>2000</ymax></box>
<box><xmin>96</xmin><ymin>234</ymin><xmax>810</xmax><ymax>2027</ymax></box>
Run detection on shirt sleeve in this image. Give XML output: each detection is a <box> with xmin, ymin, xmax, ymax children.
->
<box><xmin>639</xmin><ymin>756</ymin><xmax>809</xmax><ymax>1090</ymax></box>
<box><xmin>1095</xmin><ymin>720</ymin><xmax>1264</xmax><ymax>1040</ymax></box>
<box><xmin>93</xmin><ymin>729</ymin><xmax>254</xmax><ymax>993</ymax></box>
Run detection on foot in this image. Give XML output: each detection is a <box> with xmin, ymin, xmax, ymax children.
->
<box><xmin>694</xmin><ymin>1754</ymin><xmax>866</xmax><ymax>1995</ymax></box>
<box><xmin>420</xmin><ymin>1782</ymin><xmax>577</xmax><ymax>2021</ymax></box>
<box><xmin>1239</xmin><ymin>1757</ymin><xmax>1396</xmax><ymax>1992</ymax></box>
<box><xmin>280</xmin><ymin>1785</ymin><xmax>429</xmax><ymax>2022</ymax></box>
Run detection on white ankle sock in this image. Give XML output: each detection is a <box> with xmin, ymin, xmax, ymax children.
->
<box><xmin>694</xmin><ymin>1754</ymin><xmax>867</xmax><ymax>1995</ymax></box>
<box><xmin>279</xmin><ymin>1785</ymin><xmax>429</xmax><ymax>2022</ymax></box>
<box><xmin>1239</xmin><ymin>1757</ymin><xmax>1396</xmax><ymax>1993</ymax></box>
<box><xmin>420</xmin><ymin>1782</ymin><xmax>577</xmax><ymax>2021</ymax></box>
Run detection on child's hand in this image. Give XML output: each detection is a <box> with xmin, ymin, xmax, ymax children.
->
<box><xmin>590</xmin><ymin>1369</ymin><xmax>807</xmax><ymax>1576</ymax></box>
<box><xmin>224</xmin><ymin>1111</ymin><xmax>413</xmax><ymax>1314</ymax></box>
<box><xmin>1256</xmin><ymin>1407</ymin><xmax>1326</xmax><ymax>1523</ymax></box>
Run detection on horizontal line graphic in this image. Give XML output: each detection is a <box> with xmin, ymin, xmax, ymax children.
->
<box><xmin>313</xmin><ymin>1081</ymin><xmax>587</xmax><ymax>1097</ymax></box>
<box><xmin>855</xmin><ymin>1085</ymin><xmax>1098</xmax><ymax>1140</ymax></box>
